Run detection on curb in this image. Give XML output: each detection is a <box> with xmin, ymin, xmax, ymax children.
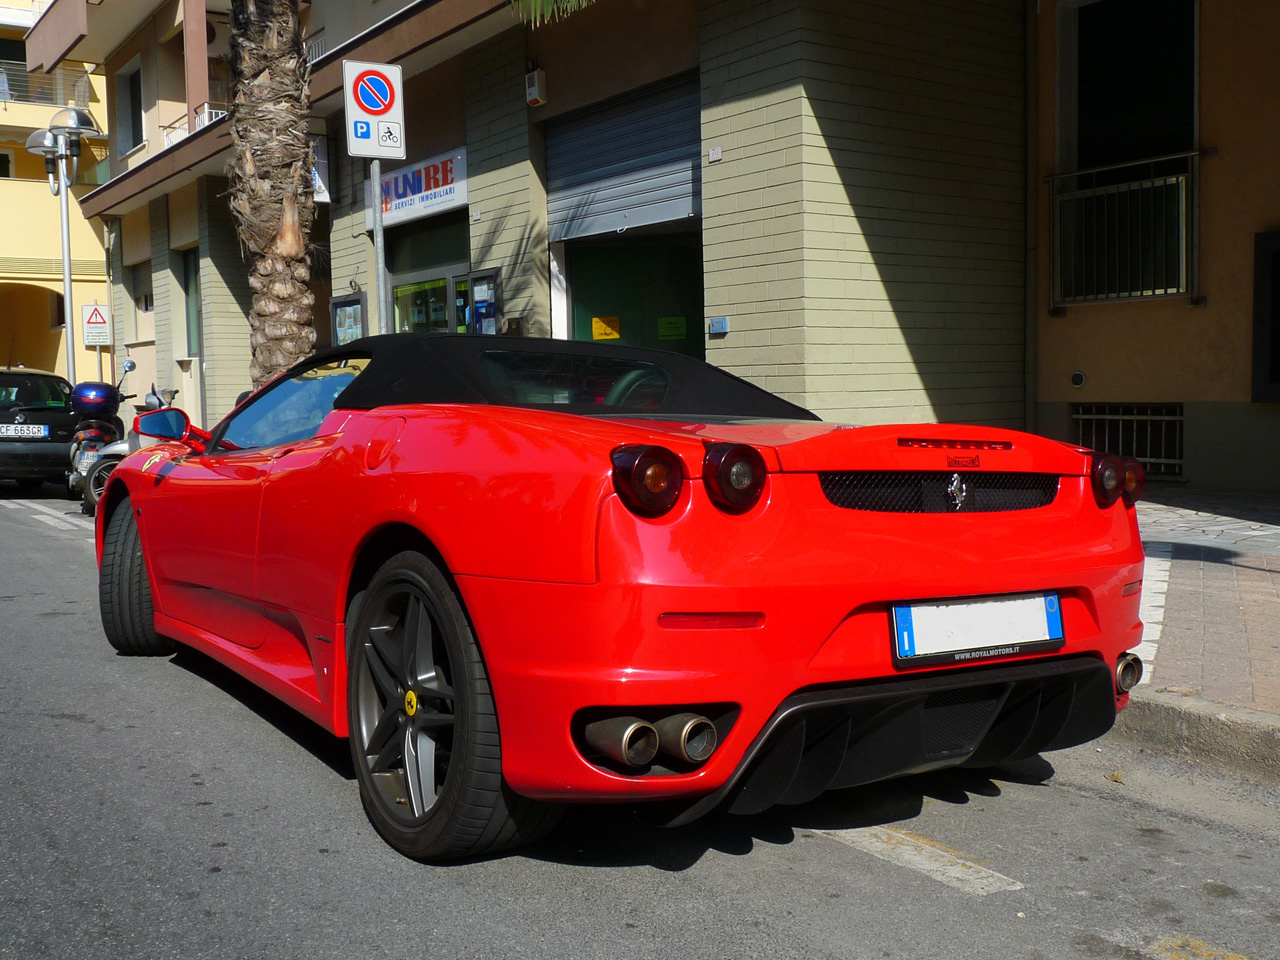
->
<box><xmin>1106</xmin><ymin>688</ymin><xmax>1280</xmax><ymax>783</ymax></box>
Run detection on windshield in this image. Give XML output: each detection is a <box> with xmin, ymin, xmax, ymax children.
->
<box><xmin>0</xmin><ymin>374</ymin><xmax>70</xmax><ymax>410</ymax></box>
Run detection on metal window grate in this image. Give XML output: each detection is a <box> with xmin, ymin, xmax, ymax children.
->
<box><xmin>1071</xmin><ymin>403</ymin><xmax>1184</xmax><ymax>477</ymax></box>
<box><xmin>1050</xmin><ymin>154</ymin><xmax>1194</xmax><ymax>305</ymax></box>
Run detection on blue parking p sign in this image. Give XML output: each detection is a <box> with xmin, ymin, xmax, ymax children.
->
<box><xmin>353</xmin><ymin>120</ymin><xmax>371</xmax><ymax>140</ymax></box>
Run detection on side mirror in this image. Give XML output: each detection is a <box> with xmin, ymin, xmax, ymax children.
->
<box><xmin>134</xmin><ymin>408</ymin><xmax>190</xmax><ymax>442</ymax></box>
<box><xmin>123</xmin><ymin>359</ymin><xmax>136</xmax><ymax>374</ymax></box>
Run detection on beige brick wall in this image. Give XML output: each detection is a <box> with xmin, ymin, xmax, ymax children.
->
<box><xmin>148</xmin><ymin>197</ymin><xmax>176</xmax><ymax>390</ymax></box>
<box><xmin>465</xmin><ymin>28</ymin><xmax>549</xmax><ymax>337</ymax></box>
<box><xmin>801</xmin><ymin>0</ymin><xmax>1026</xmax><ymax>427</ymax></box>
<box><xmin>197</xmin><ymin>176</ymin><xmax>253</xmax><ymax>424</ymax></box>
<box><xmin>701</xmin><ymin>0</ymin><xmax>810</xmax><ymax>403</ymax></box>
<box><xmin>702</xmin><ymin>0</ymin><xmax>1026</xmax><ymax>427</ymax></box>
<box><xmin>327</xmin><ymin>134</ymin><xmax>378</xmax><ymax>332</ymax></box>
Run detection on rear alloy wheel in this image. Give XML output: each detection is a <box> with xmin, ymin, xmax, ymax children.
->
<box><xmin>347</xmin><ymin>551</ymin><xmax>559</xmax><ymax>861</ymax></box>
<box><xmin>99</xmin><ymin>498</ymin><xmax>175</xmax><ymax>656</ymax></box>
<box><xmin>82</xmin><ymin>457</ymin><xmax>121</xmax><ymax>515</ymax></box>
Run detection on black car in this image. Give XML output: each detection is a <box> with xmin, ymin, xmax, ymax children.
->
<box><xmin>0</xmin><ymin>368</ymin><xmax>76</xmax><ymax>490</ymax></box>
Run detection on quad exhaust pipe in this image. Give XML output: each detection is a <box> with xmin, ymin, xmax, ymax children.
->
<box><xmin>583</xmin><ymin>712</ymin><xmax>719</xmax><ymax>768</ymax></box>
<box><xmin>1116</xmin><ymin>653</ymin><xmax>1143</xmax><ymax>692</ymax></box>
<box><xmin>583</xmin><ymin>717</ymin><xmax>659</xmax><ymax>767</ymax></box>
<box><xmin>654</xmin><ymin>713</ymin><xmax>718</xmax><ymax>763</ymax></box>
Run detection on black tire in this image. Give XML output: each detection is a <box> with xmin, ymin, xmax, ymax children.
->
<box><xmin>99</xmin><ymin>498</ymin><xmax>175</xmax><ymax>656</ymax></box>
<box><xmin>82</xmin><ymin>457</ymin><xmax>121</xmax><ymax>515</ymax></box>
<box><xmin>347</xmin><ymin>551</ymin><xmax>560</xmax><ymax>861</ymax></box>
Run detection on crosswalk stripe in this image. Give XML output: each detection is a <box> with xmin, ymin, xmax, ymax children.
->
<box><xmin>32</xmin><ymin>514</ymin><xmax>76</xmax><ymax>531</ymax></box>
<box><xmin>23</xmin><ymin>501</ymin><xmax>95</xmax><ymax>529</ymax></box>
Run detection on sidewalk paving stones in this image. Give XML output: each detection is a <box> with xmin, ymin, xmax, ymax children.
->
<box><xmin>1108</xmin><ymin>484</ymin><xmax>1280</xmax><ymax>780</ymax></box>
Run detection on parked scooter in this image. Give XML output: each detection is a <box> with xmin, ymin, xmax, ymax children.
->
<box><xmin>67</xmin><ymin>360</ymin><xmax>137</xmax><ymax>500</ymax></box>
<box><xmin>81</xmin><ymin>381</ymin><xmax>178</xmax><ymax>515</ymax></box>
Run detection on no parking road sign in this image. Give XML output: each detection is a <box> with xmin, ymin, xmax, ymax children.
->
<box><xmin>343</xmin><ymin>61</ymin><xmax>405</xmax><ymax>161</ymax></box>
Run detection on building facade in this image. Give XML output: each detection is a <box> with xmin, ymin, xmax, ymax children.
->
<box><xmin>1</xmin><ymin>0</ymin><xmax>107</xmax><ymax>380</ymax></box>
<box><xmin>26</xmin><ymin>0</ymin><xmax>1280</xmax><ymax>491</ymax></box>
<box><xmin>1035</xmin><ymin>0</ymin><xmax>1280</xmax><ymax>491</ymax></box>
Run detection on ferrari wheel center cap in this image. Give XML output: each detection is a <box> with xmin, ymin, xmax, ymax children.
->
<box><xmin>404</xmin><ymin>690</ymin><xmax>418</xmax><ymax>717</ymax></box>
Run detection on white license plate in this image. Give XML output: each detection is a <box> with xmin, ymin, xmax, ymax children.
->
<box><xmin>892</xmin><ymin>592</ymin><xmax>1064</xmax><ymax>666</ymax></box>
<box><xmin>78</xmin><ymin>449</ymin><xmax>102</xmax><ymax>470</ymax></box>
<box><xmin>0</xmin><ymin>423</ymin><xmax>50</xmax><ymax>438</ymax></box>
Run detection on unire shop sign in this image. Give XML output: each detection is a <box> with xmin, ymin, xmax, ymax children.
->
<box><xmin>364</xmin><ymin>148</ymin><xmax>468</xmax><ymax>229</ymax></box>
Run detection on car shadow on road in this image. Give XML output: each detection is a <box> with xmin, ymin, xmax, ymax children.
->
<box><xmin>522</xmin><ymin>756</ymin><xmax>1056</xmax><ymax>872</ymax></box>
<box><xmin>170</xmin><ymin>646</ymin><xmax>356</xmax><ymax>781</ymax></box>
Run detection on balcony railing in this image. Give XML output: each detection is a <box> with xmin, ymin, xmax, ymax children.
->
<box><xmin>160</xmin><ymin>101</ymin><xmax>231</xmax><ymax>149</ymax></box>
<box><xmin>0</xmin><ymin>59</ymin><xmax>93</xmax><ymax>108</ymax></box>
<box><xmin>1049</xmin><ymin>152</ymin><xmax>1197</xmax><ymax>306</ymax></box>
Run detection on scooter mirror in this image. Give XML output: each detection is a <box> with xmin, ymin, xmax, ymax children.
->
<box><xmin>144</xmin><ymin>393</ymin><xmax>161</xmax><ymax>411</ymax></box>
<box><xmin>123</xmin><ymin>359</ymin><xmax>136</xmax><ymax>374</ymax></box>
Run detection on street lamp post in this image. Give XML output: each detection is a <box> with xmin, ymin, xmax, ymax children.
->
<box><xmin>26</xmin><ymin>108</ymin><xmax>100</xmax><ymax>386</ymax></box>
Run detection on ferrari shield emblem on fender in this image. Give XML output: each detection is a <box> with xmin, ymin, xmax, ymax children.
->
<box><xmin>142</xmin><ymin>452</ymin><xmax>166</xmax><ymax>472</ymax></box>
<box><xmin>946</xmin><ymin>473</ymin><xmax>968</xmax><ymax>511</ymax></box>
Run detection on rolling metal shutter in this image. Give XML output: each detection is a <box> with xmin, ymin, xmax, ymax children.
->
<box><xmin>546</xmin><ymin>75</ymin><xmax>701</xmax><ymax>243</ymax></box>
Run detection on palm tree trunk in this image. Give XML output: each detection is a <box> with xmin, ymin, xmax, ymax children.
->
<box><xmin>228</xmin><ymin>0</ymin><xmax>316</xmax><ymax>387</ymax></box>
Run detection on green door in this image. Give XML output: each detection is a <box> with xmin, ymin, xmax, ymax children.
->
<box><xmin>569</xmin><ymin>237</ymin><xmax>704</xmax><ymax>360</ymax></box>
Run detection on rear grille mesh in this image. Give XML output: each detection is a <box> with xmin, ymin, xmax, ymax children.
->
<box><xmin>819</xmin><ymin>471</ymin><xmax>1060</xmax><ymax>513</ymax></box>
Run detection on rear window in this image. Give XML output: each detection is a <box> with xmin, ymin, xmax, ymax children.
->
<box><xmin>0</xmin><ymin>374</ymin><xmax>70</xmax><ymax>410</ymax></box>
<box><xmin>476</xmin><ymin>350</ymin><xmax>670</xmax><ymax>412</ymax></box>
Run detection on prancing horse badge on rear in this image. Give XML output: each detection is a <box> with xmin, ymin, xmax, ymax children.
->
<box><xmin>946</xmin><ymin>472</ymin><xmax>968</xmax><ymax>511</ymax></box>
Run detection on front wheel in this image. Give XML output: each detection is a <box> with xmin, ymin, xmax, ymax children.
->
<box><xmin>347</xmin><ymin>551</ymin><xmax>559</xmax><ymax>861</ymax></box>
<box><xmin>99</xmin><ymin>498</ymin><xmax>175</xmax><ymax>656</ymax></box>
<box><xmin>82</xmin><ymin>457</ymin><xmax>121</xmax><ymax>515</ymax></box>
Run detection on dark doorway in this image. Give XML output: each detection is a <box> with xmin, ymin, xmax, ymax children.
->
<box><xmin>567</xmin><ymin>234</ymin><xmax>704</xmax><ymax>360</ymax></box>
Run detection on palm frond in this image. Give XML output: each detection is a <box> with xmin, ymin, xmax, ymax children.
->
<box><xmin>511</xmin><ymin>0</ymin><xmax>597</xmax><ymax>25</ymax></box>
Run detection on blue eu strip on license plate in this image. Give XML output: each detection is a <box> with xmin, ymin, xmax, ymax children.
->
<box><xmin>893</xmin><ymin>592</ymin><xmax>1065</xmax><ymax>665</ymax></box>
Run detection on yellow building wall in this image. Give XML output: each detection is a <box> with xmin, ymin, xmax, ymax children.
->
<box><xmin>1036</xmin><ymin>0</ymin><xmax>1280</xmax><ymax>405</ymax></box>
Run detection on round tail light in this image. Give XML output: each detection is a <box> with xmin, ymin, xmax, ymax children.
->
<box><xmin>612</xmin><ymin>445</ymin><xmax>684</xmax><ymax>517</ymax></box>
<box><xmin>703</xmin><ymin>443</ymin><xmax>767</xmax><ymax>514</ymax></box>
<box><xmin>1121</xmin><ymin>457</ymin><xmax>1145</xmax><ymax>504</ymax></box>
<box><xmin>1091</xmin><ymin>454</ymin><xmax>1123</xmax><ymax>506</ymax></box>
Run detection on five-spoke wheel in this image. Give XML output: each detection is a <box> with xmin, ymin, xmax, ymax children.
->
<box><xmin>347</xmin><ymin>551</ymin><xmax>559</xmax><ymax>861</ymax></box>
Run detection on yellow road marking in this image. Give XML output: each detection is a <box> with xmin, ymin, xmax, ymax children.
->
<box><xmin>1148</xmin><ymin>935</ymin><xmax>1256</xmax><ymax>960</ymax></box>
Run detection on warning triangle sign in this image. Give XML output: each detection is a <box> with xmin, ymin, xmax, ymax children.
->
<box><xmin>86</xmin><ymin>307</ymin><xmax>107</xmax><ymax>324</ymax></box>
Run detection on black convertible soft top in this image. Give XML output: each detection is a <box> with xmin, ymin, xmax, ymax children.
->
<box><xmin>322</xmin><ymin>333</ymin><xmax>819</xmax><ymax>422</ymax></box>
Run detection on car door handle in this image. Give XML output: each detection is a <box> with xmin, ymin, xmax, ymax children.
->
<box><xmin>271</xmin><ymin>447</ymin><xmax>298</xmax><ymax>461</ymax></box>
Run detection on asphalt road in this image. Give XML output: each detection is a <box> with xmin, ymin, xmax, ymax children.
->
<box><xmin>2</xmin><ymin>482</ymin><xmax>1278</xmax><ymax>960</ymax></box>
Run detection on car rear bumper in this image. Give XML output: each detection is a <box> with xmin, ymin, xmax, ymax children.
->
<box><xmin>453</xmin><ymin>475</ymin><xmax>1143</xmax><ymax>811</ymax></box>
<box><xmin>656</xmin><ymin>654</ymin><xmax>1115</xmax><ymax>825</ymax></box>
<box><xmin>457</xmin><ymin>568</ymin><xmax>1140</xmax><ymax>806</ymax></box>
<box><xmin>0</xmin><ymin>440</ymin><xmax>71</xmax><ymax>478</ymax></box>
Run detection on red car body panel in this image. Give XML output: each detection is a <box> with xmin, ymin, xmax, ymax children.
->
<box><xmin>97</xmin><ymin>367</ymin><xmax>1145</xmax><ymax>809</ymax></box>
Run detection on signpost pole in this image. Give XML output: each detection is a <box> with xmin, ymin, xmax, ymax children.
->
<box><xmin>371</xmin><ymin>158</ymin><xmax>390</xmax><ymax>335</ymax></box>
<box><xmin>343</xmin><ymin>60</ymin><xmax>404</xmax><ymax>339</ymax></box>
<box><xmin>96</xmin><ymin>345</ymin><xmax>102</xmax><ymax>381</ymax></box>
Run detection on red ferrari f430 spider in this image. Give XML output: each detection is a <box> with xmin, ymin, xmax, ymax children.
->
<box><xmin>97</xmin><ymin>334</ymin><xmax>1147</xmax><ymax>861</ymax></box>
